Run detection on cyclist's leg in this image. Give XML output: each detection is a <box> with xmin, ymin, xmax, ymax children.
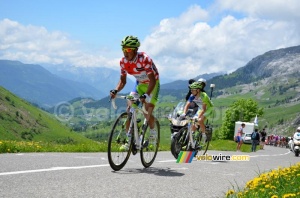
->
<box><xmin>195</xmin><ymin>109</ymin><xmax>206</xmax><ymax>133</ymax></box>
<box><xmin>137</xmin><ymin>81</ymin><xmax>160</xmax><ymax>143</ymax></box>
<box><xmin>199</xmin><ymin>116</ymin><xmax>206</xmax><ymax>133</ymax></box>
<box><xmin>126</xmin><ymin>81</ymin><xmax>139</xmax><ymax>131</ymax></box>
<box><xmin>136</xmin><ymin>80</ymin><xmax>160</xmax><ymax>128</ymax></box>
<box><xmin>199</xmin><ymin>107</ymin><xmax>213</xmax><ymax>132</ymax></box>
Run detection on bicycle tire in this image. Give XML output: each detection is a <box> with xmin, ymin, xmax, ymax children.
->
<box><xmin>107</xmin><ymin>112</ymin><xmax>132</xmax><ymax>171</ymax></box>
<box><xmin>197</xmin><ymin>132</ymin><xmax>210</xmax><ymax>155</ymax></box>
<box><xmin>140</xmin><ymin>119</ymin><xmax>160</xmax><ymax>168</ymax></box>
<box><xmin>170</xmin><ymin>126</ymin><xmax>188</xmax><ymax>159</ymax></box>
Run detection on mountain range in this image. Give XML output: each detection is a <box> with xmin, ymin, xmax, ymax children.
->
<box><xmin>0</xmin><ymin>60</ymin><xmax>217</xmax><ymax>108</ymax></box>
<box><xmin>1</xmin><ymin>45</ymin><xmax>300</xmax><ymax>109</ymax></box>
<box><xmin>0</xmin><ymin>60</ymin><xmax>140</xmax><ymax>108</ymax></box>
<box><xmin>48</xmin><ymin>45</ymin><xmax>300</xmax><ymax>116</ymax></box>
<box><xmin>0</xmin><ymin>60</ymin><xmax>103</xmax><ymax>107</ymax></box>
<box><xmin>41</xmin><ymin>64</ymin><xmax>135</xmax><ymax>97</ymax></box>
<box><xmin>204</xmin><ymin>45</ymin><xmax>300</xmax><ymax>92</ymax></box>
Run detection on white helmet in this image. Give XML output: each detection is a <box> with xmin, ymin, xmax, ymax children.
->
<box><xmin>297</xmin><ymin>127</ymin><xmax>300</xmax><ymax>132</ymax></box>
<box><xmin>197</xmin><ymin>78</ymin><xmax>206</xmax><ymax>88</ymax></box>
<box><xmin>197</xmin><ymin>78</ymin><xmax>206</xmax><ymax>83</ymax></box>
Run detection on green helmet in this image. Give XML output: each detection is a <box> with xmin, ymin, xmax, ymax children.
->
<box><xmin>190</xmin><ymin>82</ymin><xmax>203</xmax><ymax>89</ymax></box>
<box><xmin>121</xmin><ymin>35</ymin><xmax>140</xmax><ymax>48</ymax></box>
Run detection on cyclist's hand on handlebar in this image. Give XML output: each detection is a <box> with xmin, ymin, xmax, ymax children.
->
<box><xmin>140</xmin><ymin>93</ymin><xmax>151</xmax><ymax>103</ymax></box>
<box><xmin>110</xmin><ymin>89</ymin><xmax>118</xmax><ymax>99</ymax></box>
<box><xmin>179</xmin><ymin>113</ymin><xmax>186</xmax><ymax>120</ymax></box>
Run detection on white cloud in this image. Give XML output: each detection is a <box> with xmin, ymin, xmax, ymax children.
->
<box><xmin>1</xmin><ymin>0</ymin><xmax>300</xmax><ymax>83</ymax></box>
<box><xmin>0</xmin><ymin>18</ymin><xmax>118</xmax><ymax>67</ymax></box>
<box><xmin>142</xmin><ymin>2</ymin><xmax>300</xmax><ymax>81</ymax></box>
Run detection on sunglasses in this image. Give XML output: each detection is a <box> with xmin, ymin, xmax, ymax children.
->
<box><xmin>122</xmin><ymin>48</ymin><xmax>136</xmax><ymax>53</ymax></box>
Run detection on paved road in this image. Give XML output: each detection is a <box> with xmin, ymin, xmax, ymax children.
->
<box><xmin>0</xmin><ymin>146</ymin><xmax>298</xmax><ymax>198</ymax></box>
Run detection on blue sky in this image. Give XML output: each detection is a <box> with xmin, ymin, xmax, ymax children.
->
<box><xmin>1</xmin><ymin>0</ymin><xmax>300</xmax><ymax>83</ymax></box>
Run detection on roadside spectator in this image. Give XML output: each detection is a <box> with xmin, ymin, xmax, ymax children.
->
<box><xmin>236</xmin><ymin>123</ymin><xmax>246</xmax><ymax>151</ymax></box>
<box><xmin>251</xmin><ymin>128</ymin><xmax>260</xmax><ymax>152</ymax></box>
<box><xmin>185</xmin><ymin>79</ymin><xmax>195</xmax><ymax>101</ymax></box>
<box><xmin>274</xmin><ymin>135</ymin><xmax>279</xmax><ymax>146</ymax></box>
<box><xmin>260</xmin><ymin>128</ymin><xmax>267</xmax><ymax>149</ymax></box>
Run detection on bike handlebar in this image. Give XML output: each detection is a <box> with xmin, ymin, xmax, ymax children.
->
<box><xmin>110</xmin><ymin>95</ymin><xmax>148</xmax><ymax>114</ymax></box>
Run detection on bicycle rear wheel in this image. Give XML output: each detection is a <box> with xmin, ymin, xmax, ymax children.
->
<box><xmin>197</xmin><ymin>132</ymin><xmax>210</xmax><ymax>155</ymax></box>
<box><xmin>140</xmin><ymin>119</ymin><xmax>160</xmax><ymax>168</ymax></box>
<box><xmin>107</xmin><ymin>112</ymin><xmax>132</xmax><ymax>171</ymax></box>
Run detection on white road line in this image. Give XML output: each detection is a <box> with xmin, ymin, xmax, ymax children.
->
<box><xmin>157</xmin><ymin>159</ymin><xmax>176</xmax><ymax>163</ymax></box>
<box><xmin>1</xmin><ymin>149</ymin><xmax>292</xmax><ymax>176</ymax></box>
<box><xmin>250</xmin><ymin>150</ymin><xmax>291</xmax><ymax>158</ymax></box>
<box><xmin>0</xmin><ymin>164</ymin><xmax>109</xmax><ymax>176</ymax></box>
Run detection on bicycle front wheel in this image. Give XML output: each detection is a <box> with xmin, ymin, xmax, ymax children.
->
<box><xmin>107</xmin><ymin>112</ymin><xmax>132</xmax><ymax>171</ymax></box>
<box><xmin>140</xmin><ymin>119</ymin><xmax>160</xmax><ymax>168</ymax></box>
<box><xmin>171</xmin><ymin>126</ymin><xmax>188</xmax><ymax>159</ymax></box>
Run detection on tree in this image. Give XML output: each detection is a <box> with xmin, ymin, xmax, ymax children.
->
<box><xmin>218</xmin><ymin>98</ymin><xmax>264</xmax><ymax>140</ymax></box>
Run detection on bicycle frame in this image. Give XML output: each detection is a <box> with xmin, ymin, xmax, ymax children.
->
<box><xmin>112</xmin><ymin>96</ymin><xmax>148</xmax><ymax>150</ymax></box>
<box><xmin>128</xmin><ymin>104</ymin><xmax>147</xmax><ymax>150</ymax></box>
<box><xmin>185</xmin><ymin>116</ymin><xmax>198</xmax><ymax>150</ymax></box>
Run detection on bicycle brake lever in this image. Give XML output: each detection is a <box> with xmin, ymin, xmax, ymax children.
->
<box><xmin>111</xmin><ymin>98</ymin><xmax>117</xmax><ymax>109</ymax></box>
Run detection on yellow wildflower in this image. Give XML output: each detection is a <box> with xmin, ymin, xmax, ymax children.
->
<box><xmin>226</xmin><ymin>189</ymin><xmax>235</xmax><ymax>196</ymax></box>
<box><xmin>283</xmin><ymin>193</ymin><xmax>296</xmax><ymax>198</ymax></box>
<box><xmin>265</xmin><ymin>184</ymin><xmax>270</xmax><ymax>188</ymax></box>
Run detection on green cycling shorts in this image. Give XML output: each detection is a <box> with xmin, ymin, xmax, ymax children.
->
<box><xmin>195</xmin><ymin>107</ymin><xmax>214</xmax><ymax>120</ymax></box>
<box><xmin>136</xmin><ymin>80</ymin><xmax>160</xmax><ymax>105</ymax></box>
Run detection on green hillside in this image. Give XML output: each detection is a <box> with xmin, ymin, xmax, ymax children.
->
<box><xmin>0</xmin><ymin>86</ymin><xmax>99</xmax><ymax>146</ymax></box>
<box><xmin>211</xmin><ymin>76</ymin><xmax>300</xmax><ymax>136</ymax></box>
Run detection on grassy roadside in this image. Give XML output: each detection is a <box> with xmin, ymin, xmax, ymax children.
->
<box><xmin>0</xmin><ymin>139</ymin><xmax>253</xmax><ymax>153</ymax></box>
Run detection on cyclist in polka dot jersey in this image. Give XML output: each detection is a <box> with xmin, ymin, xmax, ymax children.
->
<box><xmin>110</xmin><ymin>35</ymin><xmax>160</xmax><ymax>142</ymax></box>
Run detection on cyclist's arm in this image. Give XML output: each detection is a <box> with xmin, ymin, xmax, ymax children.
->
<box><xmin>145</xmin><ymin>72</ymin><xmax>156</xmax><ymax>95</ymax></box>
<box><xmin>115</xmin><ymin>75</ymin><xmax>127</xmax><ymax>92</ymax></box>
<box><xmin>185</xmin><ymin>89</ymin><xmax>191</xmax><ymax>101</ymax></box>
<box><xmin>183</xmin><ymin>101</ymin><xmax>191</xmax><ymax>115</ymax></box>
